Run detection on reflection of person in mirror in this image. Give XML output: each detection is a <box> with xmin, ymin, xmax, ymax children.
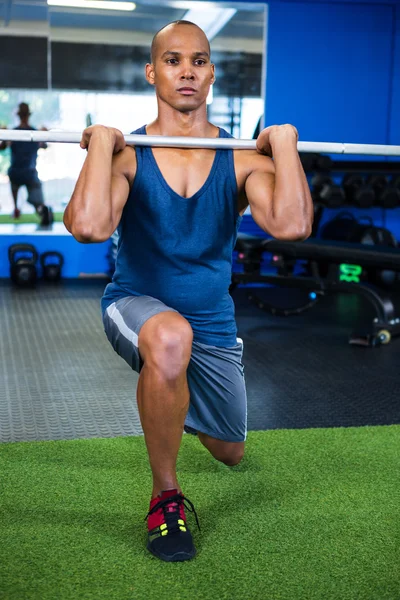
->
<box><xmin>0</xmin><ymin>102</ymin><xmax>53</xmax><ymax>225</ymax></box>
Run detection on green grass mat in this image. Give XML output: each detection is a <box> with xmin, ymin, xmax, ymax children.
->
<box><xmin>1</xmin><ymin>426</ymin><xmax>399</xmax><ymax>600</ymax></box>
<box><xmin>0</xmin><ymin>213</ymin><xmax>64</xmax><ymax>224</ymax></box>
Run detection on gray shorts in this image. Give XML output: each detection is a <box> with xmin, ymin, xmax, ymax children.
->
<box><xmin>102</xmin><ymin>295</ymin><xmax>247</xmax><ymax>442</ymax></box>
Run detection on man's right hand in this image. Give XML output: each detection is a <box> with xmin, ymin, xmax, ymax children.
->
<box><xmin>80</xmin><ymin>125</ymin><xmax>126</xmax><ymax>154</ymax></box>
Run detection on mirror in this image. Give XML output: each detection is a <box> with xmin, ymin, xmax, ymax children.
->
<box><xmin>0</xmin><ymin>0</ymin><xmax>51</xmax><ymax>216</ymax></box>
<box><xmin>0</xmin><ymin>1</ymin><xmax>266</xmax><ymax>218</ymax></box>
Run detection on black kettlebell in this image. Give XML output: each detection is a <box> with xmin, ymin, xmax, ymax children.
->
<box><xmin>8</xmin><ymin>243</ymin><xmax>38</xmax><ymax>286</ymax></box>
<box><xmin>40</xmin><ymin>251</ymin><xmax>64</xmax><ymax>282</ymax></box>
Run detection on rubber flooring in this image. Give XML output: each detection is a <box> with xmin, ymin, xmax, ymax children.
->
<box><xmin>1</xmin><ymin>280</ymin><xmax>399</xmax><ymax>443</ymax></box>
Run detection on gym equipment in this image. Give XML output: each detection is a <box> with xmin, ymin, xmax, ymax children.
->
<box><xmin>320</xmin><ymin>213</ymin><xmax>398</xmax><ymax>289</ymax></box>
<box><xmin>231</xmin><ymin>233</ymin><xmax>400</xmax><ymax>347</ymax></box>
<box><xmin>392</xmin><ymin>175</ymin><xmax>400</xmax><ymax>190</ymax></box>
<box><xmin>342</xmin><ymin>174</ymin><xmax>375</xmax><ymax>208</ymax></box>
<box><xmin>320</xmin><ymin>213</ymin><xmax>396</xmax><ymax>246</ymax></box>
<box><xmin>367</xmin><ymin>175</ymin><xmax>400</xmax><ymax>209</ymax></box>
<box><xmin>232</xmin><ymin>236</ymin><xmax>322</xmax><ymax>316</ymax></box>
<box><xmin>318</xmin><ymin>212</ymin><xmax>371</xmax><ymax>278</ymax></box>
<box><xmin>311</xmin><ymin>174</ymin><xmax>345</xmax><ymax>207</ymax></box>
<box><xmin>355</xmin><ymin>226</ymin><xmax>399</xmax><ymax>289</ymax></box>
<box><xmin>8</xmin><ymin>244</ymin><xmax>38</xmax><ymax>287</ymax></box>
<box><xmin>40</xmin><ymin>251</ymin><xmax>64</xmax><ymax>282</ymax></box>
<box><xmin>315</xmin><ymin>154</ymin><xmax>333</xmax><ymax>170</ymax></box>
<box><xmin>1</xmin><ymin>129</ymin><xmax>400</xmax><ymax>155</ymax></box>
<box><xmin>299</xmin><ymin>152</ymin><xmax>318</xmax><ymax>171</ymax></box>
<box><xmin>299</xmin><ymin>153</ymin><xmax>333</xmax><ymax>171</ymax></box>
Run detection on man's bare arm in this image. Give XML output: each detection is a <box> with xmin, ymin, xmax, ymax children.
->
<box><xmin>63</xmin><ymin>125</ymin><xmax>134</xmax><ymax>243</ymax></box>
<box><xmin>245</xmin><ymin>125</ymin><xmax>313</xmax><ymax>240</ymax></box>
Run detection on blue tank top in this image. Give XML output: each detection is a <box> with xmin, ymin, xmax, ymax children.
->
<box><xmin>10</xmin><ymin>126</ymin><xmax>40</xmax><ymax>170</ymax></box>
<box><xmin>101</xmin><ymin>125</ymin><xmax>243</xmax><ymax>347</ymax></box>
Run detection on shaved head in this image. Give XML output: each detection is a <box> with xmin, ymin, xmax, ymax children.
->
<box><xmin>150</xmin><ymin>20</ymin><xmax>211</xmax><ymax>63</ymax></box>
<box><xmin>145</xmin><ymin>19</ymin><xmax>215</xmax><ymax>113</ymax></box>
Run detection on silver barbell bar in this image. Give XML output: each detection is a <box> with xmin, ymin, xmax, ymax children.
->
<box><xmin>1</xmin><ymin>129</ymin><xmax>400</xmax><ymax>156</ymax></box>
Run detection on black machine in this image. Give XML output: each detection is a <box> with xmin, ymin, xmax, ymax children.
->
<box><xmin>319</xmin><ymin>212</ymin><xmax>399</xmax><ymax>289</ymax></box>
<box><xmin>231</xmin><ymin>233</ymin><xmax>400</xmax><ymax>347</ymax></box>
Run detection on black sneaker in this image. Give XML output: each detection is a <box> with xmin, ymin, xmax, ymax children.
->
<box><xmin>145</xmin><ymin>489</ymin><xmax>200</xmax><ymax>562</ymax></box>
<box><xmin>40</xmin><ymin>206</ymin><xmax>54</xmax><ymax>226</ymax></box>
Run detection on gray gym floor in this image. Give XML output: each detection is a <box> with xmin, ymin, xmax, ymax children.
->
<box><xmin>0</xmin><ymin>280</ymin><xmax>142</xmax><ymax>442</ymax></box>
<box><xmin>1</xmin><ymin>280</ymin><xmax>399</xmax><ymax>443</ymax></box>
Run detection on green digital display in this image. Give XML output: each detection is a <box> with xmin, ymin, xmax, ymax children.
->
<box><xmin>339</xmin><ymin>264</ymin><xmax>363</xmax><ymax>283</ymax></box>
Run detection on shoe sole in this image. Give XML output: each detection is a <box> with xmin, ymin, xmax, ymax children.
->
<box><xmin>147</xmin><ymin>543</ymin><xmax>196</xmax><ymax>562</ymax></box>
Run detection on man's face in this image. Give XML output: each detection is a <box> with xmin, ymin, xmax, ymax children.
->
<box><xmin>146</xmin><ymin>25</ymin><xmax>215</xmax><ymax>112</ymax></box>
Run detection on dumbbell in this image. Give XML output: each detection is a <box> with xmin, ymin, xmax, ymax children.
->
<box><xmin>392</xmin><ymin>175</ymin><xmax>400</xmax><ymax>194</ymax></box>
<box><xmin>315</xmin><ymin>155</ymin><xmax>333</xmax><ymax>171</ymax></box>
<box><xmin>8</xmin><ymin>244</ymin><xmax>38</xmax><ymax>286</ymax></box>
<box><xmin>299</xmin><ymin>152</ymin><xmax>317</xmax><ymax>171</ymax></box>
<box><xmin>342</xmin><ymin>174</ymin><xmax>375</xmax><ymax>208</ymax></box>
<box><xmin>311</xmin><ymin>174</ymin><xmax>345</xmax><ymax>207</ymax></box>
<box><xmin>300</xmin><ymin>153</ymin><xmax>333</xmax><ymax>172</ymax></box>
<box><xmin>367</xmin><ymin>175</ymin><xmax>400</xmax><ymax>208</ymax></box>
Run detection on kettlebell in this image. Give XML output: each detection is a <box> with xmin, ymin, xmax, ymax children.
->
<box><xmin>8</xmin><ymin>244</ymin><xmax>38</xmax><ymax>286</ymax></box>
<box><xmin>40</xmin><ymin>251</ymin><xmax>64</xmax><ymax>282</ymax></box>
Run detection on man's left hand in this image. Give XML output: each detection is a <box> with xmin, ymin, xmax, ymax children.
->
<box><xmin>256</xmin><ymin>124</ymin><xmax>298</xmax><ymax>157</ymax></box>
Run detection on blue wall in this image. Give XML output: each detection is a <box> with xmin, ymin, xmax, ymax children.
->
<box><xmin>266</xmin><ymin>2</ymin><xmax>395</xmax><ymax>148</ymax></box>
<box><xmin>258</xmin><ymin>0</ymin><xmax>400</xmax><ymax>242</ymax></box>
<box><xmin>390</xmin><ymin>6</ymin><xmax>400</xmax><ymax>146</ymax></box>
<box><xmin>0</xmin><ymin>227</ymin><xmax>110</xmax><ymax>279</ymax></box>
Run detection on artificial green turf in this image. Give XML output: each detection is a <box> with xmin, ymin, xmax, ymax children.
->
<box><xmin>0</xmin><ymin>213</ymin><xmax>64</xmax><ymax>224</ymax></box>
<box><xmin>1</xmin><ymin>426</ymin><xmax>399</xmax><ymax>600</ymax></box>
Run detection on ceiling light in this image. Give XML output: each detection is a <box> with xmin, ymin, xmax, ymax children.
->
<box><xmin>47</xmin><ymin>0</ymin><xmax>136</xmax><ymax>11</ymax></box>
<box><xmin>182</xmin><ymin>7</ymin><xmax>236</xmax><ymax>41</ymax></box>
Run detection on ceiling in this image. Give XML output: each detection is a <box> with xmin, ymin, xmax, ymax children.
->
<box><xmin>0</xmin><ymin>0</ymin><xmax>265</xmax><ymax>42</ymax></box>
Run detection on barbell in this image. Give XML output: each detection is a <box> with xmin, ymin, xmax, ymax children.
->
<box><xmin>1</xmin><ymin>129</ymin><xmax>400</xmax><ymax>156</ymax></box>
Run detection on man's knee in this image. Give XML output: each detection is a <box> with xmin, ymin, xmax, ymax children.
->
<box><xmin>198</xmin><ymin>434</ymin><xmax>245</xmax><ymax>466</ymax></box>
<box><xmin>138</xmin><ymin>311</ymin><xmax>193</xmax><ymax>378</ymax></box>
<box><xmin>217</xmin><ymin>447</ymin><xmax>244</xmax><ymax>466</ymax></box>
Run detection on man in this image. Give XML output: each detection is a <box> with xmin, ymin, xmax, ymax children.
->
<box><xmin>63</xmin><ymin>20</ymin><xmax>313</xmax><ymax>563</ymax></box>
<box><xmin>0</xmin><ymin>102</ymin><xmax>53</xmax><ymax>225</ymax></box>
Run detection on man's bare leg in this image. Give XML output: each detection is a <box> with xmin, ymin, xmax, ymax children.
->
<box><xmin>10</xmin><ymin>183</ymin><xmax>20</xmax><ymax>218</ymax></box>
<box><xmin>135</xmin><ymin>312</ymin><xmax>192</xmax><ymax>498</ymax></box>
